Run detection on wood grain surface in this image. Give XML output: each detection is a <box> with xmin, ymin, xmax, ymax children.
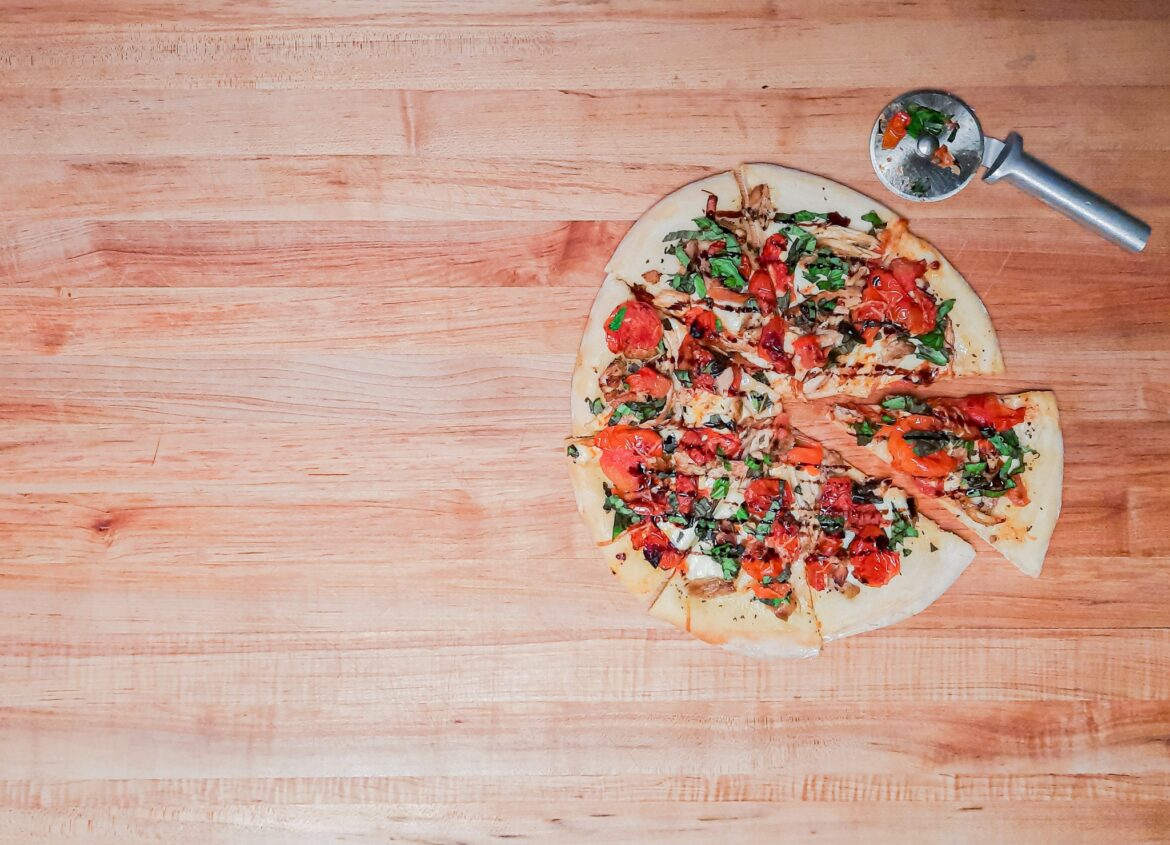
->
<box><xmin>1</xmin><ymin>1</ymin><xmax>1169</xmax><ymax>842</ymax></box>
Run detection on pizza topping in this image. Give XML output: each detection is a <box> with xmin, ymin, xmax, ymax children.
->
<box><xmin>594</xmin><ymin>425</ymin><xmax>664</xmax><ymax>493</ymax></box>
<box><xmin>758</xmin><ymin>314</ymin><xmax>795</xmax><ymax>373</ymax></box>
<box><xmin>783</xmin><ymin>443</ymin><xmax>824</xmax><ymax>467</ymax></box>
<box><xmin>628</xmin><ymin>520</ymin><xmax>686</xmax><ymax>571</ymax></box>
<box><xmin>941</xmin><ymin>394</ymin><xmax>1026</xmax><ymax>433</ymax></box>
<box><xmin>792</xmin><ymin>334</ymin><xmax>829</xmax><ymax>370</ymax></box>
<box><xmin>881</xmin><ymin>110</ymin><xmax>912</xmax><ymax>149</ymax></box>
<box><xmin>678</xmin><ymin>427</ymin><xmax>743</xmax><ymax>466</ymax></box>
<box><xmin>605</xmin><ymin>300</ymin><xmax>664</xmax><ymax>358</ymax></box>
<box><xmin>886</xmin><ymin>415</ymin><xmax>961</xmax><ymax>478</ymax></box>
<box><xmin>683</xmin><ymin>306</ymin><xmax>719</xmax><ymax>340</ymax></box>
<box><xmin>854</xmin><ymin>259</ymin><xmax>938</xmax><ymax>338</ymax></box>
<box><xmin>748</xmin><ymin>269</ymin><xmax>777</xmax><ymax>316</ymax></box>
<box><xmin>848</xmin><ymin>525</ymin><xmax>901</xmax><ymax>586</ymax></box>
<box><xmin>744</xmin><ymin>478</ymin><xmax>794</xmax><ymax>517</ymax></box>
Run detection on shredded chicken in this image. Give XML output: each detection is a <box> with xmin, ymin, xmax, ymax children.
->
<box><xmin>815</xmin><ymin>225</ymin><xmax>881</xmax><ymax>260</ymax></box>
<box><xmin>686</xmin><ymin>577</ymin><xmax>736</xmax><ymax>599</ymax></box>
<box><xmin>958</xmin><ymin>497</ymin><xmax>1005</xmax><ymax>526</ymax></box>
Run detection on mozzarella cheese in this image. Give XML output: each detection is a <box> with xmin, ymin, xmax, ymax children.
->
<box><xmin>684</xmin><ymin>553</ymin><xmax>725</xmax><ymax>581</ymax></box>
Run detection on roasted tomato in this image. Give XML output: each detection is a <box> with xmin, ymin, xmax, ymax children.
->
<box><xmin>818</xmin><ymin>476</ymin><xmax>853</xmax><ymax>515</ymax></box>
<box><xmin>792</xmin><ymin>334</ymin><xmax>828</xmax><ymax>370</ymax></box>
<box><xmin>628</xmin><ymin>520</ymin><xmax>686</xmax><ymax>571</ymax></box>
<box><xmin>758</xmin><ymin>315</ymin><xmax>794</xmax><ymax>373</ymax></box>
<box><xmin>846</xmin><ymin>502</ymin><xmax>885</xmax><ymax>530</ymax></box>
<box><xmin>594</xmin><ymin>425</ymin><xmax>663</xmax><ymax>494</ymax></box>
<box><xmin>765</xmin><ymin>515</ymin><xmax>803</xmax><ymax>563</ymax></box>
<box><xmin>744</xmin><ymin>478</ymin><xmax>794</xmax><ymax>518</ymax></box>
<box><xmin>784</xmin><ymin>443</ymin><xmax>824</xmax><ymax>467</ymax></box>
<box><xmin>887</xmin><ymin>414</ymin><xmax>960</xmax><ymax>479</ymax></box>
<box><xmin>624</xmin><ymin>366</ymin><xmax>671</xmax><ymax>399</ymax></box>
<box><xmin>676</xmin><ymin>335</ymin><xmax>720</xmax><ymax>392</ymax></box>
<box><xmin>673</xmin><ymin>473</ymin><xmax>699</xmax><ymax>515</ymax></box>
<box><xmin>805</xmin><ymin>555</ymin><xmax>843</xmax><ymax>591</ymax></box>
<box><xmin>748</xmin><ymin>269</ymin><xmax>777</xmax><ymax>316</ymax></box>
<box><xmin>852</xmin><ymin>259</ymin><xmax>938</xmax><ymax>337</ymax></box>
<box><xmin>604</xmin><ymin>300</ymin><xmax>663</xmax><ymax>358</ymax></box>
<box><xmin>881</xmin><ymin>110</ymin><xmax>911</xmax><ymax>149</ymax></box>
<box><xmin>1006</xmin><ymin>475</ymin><xmax>1030</xmax><ymax>507</ymax></box>
<box><xmin>943</xmin><ymin>394</ymin><xmax>1026</xmax><ymax>433</ymax></box>
<box><xmin>760</xmin><ymin>233</ymin><xmax>788</xmax><ymax>265</ymax></box>
<box><xmin>678</xmin><ymin>427</ymin><xmax>742</xmax><ymax>465</ymax></box>
<box><xmin>683</xmin><ymin>306</ymin><xmax>719</xmax><ymax>340</ymax></box>
<box><xmin>750</xmin><ymin>580</ymin><xmax>793</xmax><ymax>602</ymax></box>
<box><xmin>848</xmin><ymin>525</ymin><xmax>901</xmax><ymax>586</ymax></box>
<box><xmin>740</xmin><ymin>548</ymin><xmax>787</xmax><ymax>584</ymax></box>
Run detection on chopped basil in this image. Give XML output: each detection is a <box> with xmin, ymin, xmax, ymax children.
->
<box><xmin>673</xmin><ymin>245</ymin><xmax>690</xmax><ymax>268</ymax></box>
<box><xmin>906</xmin><ymin>103</ymin><xmax>954</xmax><ymax>140</ymax></box>
<box><xmin>611</xmin><ymin>398</ymin><xmax>666</xmax><ymax>424</ymax></box>
<box><xmin>774</xmin><ymin>210</ymin><xmax>827</xmax><ymax>224</ymax></box>
<box><xmin>749</xmin><ymin>391</ymin><xmax>773</xmax><ymax>414</ymax></box>
<box><xmin>861</xmin><ymin>210</ymin><xmax>886</xmax><ymax>232</ymax></box>
<box><xmin>711</xmin><ymin>477</ymin><xmax>731</xmax><ymax>500</ymax></box>
<box><xmin>587</xmin><ymin>397</ymin><xmax>605</xmax><ymax>415</ymax></box>
<box><xmin>780</xmin><ymin>225</ymin><xmax>818</xmax><ymax>270</ymax></box>
<box><xmin>707</xmin><ymin>256</ymin><xmax>748</xmax><ymax>292</ymax></box>
<box><xmin>853</xmin><ymin>419</ymin><xmax>876</xmax><ymax>446</ymax></box>
<box><xmin>903</xmin><ymin>429</ymin><xmax>951</xmax><ymax>457</ymax></box>
<box><xmin>776</xmin><ymin>290</ymin><xmax>792</xmax><ymax>312</ymax></box>
<box><xmin>668</xmin><ymin>273</ymin><xmax>698</xmax><ymax>295</ymax></box>
<box><xmin>804</xmin><ymin>250</ymin><xmax>850</xmax><ymax>291</ymax></box>
<box><xmin>734</xmin><ymin>505</ymin><xmax>750</xmax><ymax>522</ymax></box>
<box><xmin>692</xmin><ymin>497</ymin><xmax>715</xmax><ymax>519</ymax></box>
<box><xmin>674</xmin><ymin>369</ymin><xmax>692</xmax><ymax>387</ymax></box>
<box><xmin>694</xmin><ymin>275</ymin><xmax>708</xmax><ymax>299</ymax></box>
<box><xmin>566</xmin><ymin>444</ymin><xmax>580</xmax><ymax>459</ymax></box>
<box><xmin>889</xmin><ymin>515</ymin><xmax>919</xmax><ymax>550</ymax></box>
<box><xmin>909</xmin><ymin>179</ymin><xmax>930</xmax><ymax>198</ymax></box>
<box><xmin>750</xmin><ymin>370</ymin><xmax>771</xmax><ymax>387</ymax></box>
<box><xmin>762</xmin><ymin>595</ymin><xmax>791</xmax><ymax>608</ymax></box>
<box><xmin>754</xmin><ymin>495</ymin><xmax>784</xmax><ymax>541</ymax></box>
<box><xmin>607</xmin><ymin>306</ymin><xmax>627</xmax><ymax>332</ymax></box>
<box><xmin>817</xmin><ymin>513</ymin><xmax>844</xmax><ymax>535</ymax></box>
<box><xmin>912</xmin><ymin>342</ymin><xmax>950</xmax><ymax>366</ymax></box>
<box><xmin>819</xmin><ymin>298</ymin><xmax>838</xmax><ymax>312</ymax></box>
<box><xmin>881</xmin><ymin>394</ymin><xmax>933</xmax><ymax>414</ymax></box>
<box><xmin>963</xmin><ymin>461</ymin><xmax>988</xmax><ymax>475</ymax></box>
<box><xmin>603</xmin><ymin>492</ymin><xmax>642</xmax><ymax>539</ymax></box>
<box><xmin>662</xmin><ymin>217</ymin><xmax>742</xmax><ymax>253</ymax></box>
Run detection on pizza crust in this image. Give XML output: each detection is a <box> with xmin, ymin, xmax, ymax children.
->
<box><xmin>648</xmin><ymin>567</ymin><xmax>822</xmax><ymax>659</ymax></box>
<box><xmin>810</xmin><ymin>512</ymin><xmax>976</xmax><ymax>642</ymax></box>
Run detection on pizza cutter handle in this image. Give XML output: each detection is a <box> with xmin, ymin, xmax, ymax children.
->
<box><xmin>982</xmin><ymin>132</ymin><xmax>1151</xmax><ymax>252</ymax></box>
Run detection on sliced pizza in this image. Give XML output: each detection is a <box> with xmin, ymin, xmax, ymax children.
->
<box><xmin>601</xmin><ymin>163</ymin><xmax>1003</xmax><ymax>399</ymax></box>
<box><xmin>831</xmin><ymin>391</ymin><xmax>1064</xmax><ymax>576</ymax></box>
<box><xmin>800</xmin><ymin>454</ymin><xmax>976</xmax><ymax>641</ymax></box>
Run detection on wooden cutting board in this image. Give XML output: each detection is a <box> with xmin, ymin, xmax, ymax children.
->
<box><xmin>1</xmin><ymin>2</ymin><xmax>1168</xmax><ymax>842</ymax></box>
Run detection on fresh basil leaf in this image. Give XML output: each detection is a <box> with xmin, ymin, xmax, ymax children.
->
<box><xmin>587</xmin><ymin>397</ymin><xmax>605</xmax><ymax>415</ymax></box>
<box><xmin>906</xmin><ymin>103</ymin><xmax>952</xmax><ymax>139</ymax></box>
<box><xmin>708</xmin><ymin>256</ymin><xmax>748</xmax><ymax>292</ymax></box>
<box><xmin>566</xmin><ymin>444</ymin><xmax>579</xmax><ymax>459</ymax></box>
<box><xmin>963</xmin><ymin>461</ymin><xmax>987</xmax><ymax>475</ymax></box>
<box><xmin>881</xmin><ymin>394</ymin><xmax>933</xmax><ymax>414</ymax></box>
<box><xmin>817</xmin><ymin>514</ymin><xmax>844</xmax><ymax>535</ymax></box>
<box><xmin>936</xmin><ymin>298</ymin><xmax>956</xmax><ymax>323</ymax></box>
<box><xmin>750</xmin><ymin>370</ymin><xmax>771</xmax><ymax>386</ymax></box>
<box><xmin>694</xmin><ymin>275</ymin><xmax>708</xmax><ymax>299</ymax></box>
<box><xmin>674</xmin><ymin>369</ymin><xmax>692</xmax><ymax>387</ymax></box>
<box><xmin>780</xmin><ymin>225</ymin><xmax>817</xmax><ymax>270</ymax></box>
<box><xmin>607</xmin><ymin>306</ymin><xmax>627</xmax><ymax>332</ymax></box>
<box><xmin>853</xmin><ymin>419</ymin><xmax>876</xmax><ymax>446</ymax></box>
<box><xmin>734</xmin><ymin>505</ymin><xmax>749</xmax><ymax>522</ymax></box>
<box><xmin>888</xmin><ymin>515</ymin><xmax>919</xmax><ymax>550</ymax></box>
<box><xmin>861</xmin><ymin>210</ymin><xmax>886</xmax><ymax>232</ymax></box>
<box><xmin>711</xmin><ymin>477</ymin><xmax>730</xmax><ymax>500</ymax></box>
<box><xmin>804</xmin><ymin>250</ymin><xmax>850</xmax><ymax>291</ymax></box>
<box><xmin>913</xmin><ymin>342</ymin><xmax>950</xmax><ymax>366</ymax></box>
<box><xmin>668</xmin><ymin>273</ymin><xmax>697</xmax><ymax>295</ymax></box>
<box><xmin>774</xmin><ymin>210</ymin><xmax>827</xmax><ymax>224</ymax></box>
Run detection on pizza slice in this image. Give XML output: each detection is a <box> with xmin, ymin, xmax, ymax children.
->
<box><xmin>602</xmin><ymin>163</ymin><xmax>1003</xmax><ymax>400</ymax></box>
<box><xmin>799</xmin><ymin>454</ymin><xmax>976</xmax><ymax>641</ymax></box>
<box><xmin>830</xmin><ymin>391</ymin><xmax>1063</xmax><ymax>576</ymax></box>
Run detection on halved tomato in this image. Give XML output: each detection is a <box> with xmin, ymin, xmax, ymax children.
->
<box><xmin>604</xmin><ymin>300</ymin><xmax>663</xmax><ymax>358</ymax></box>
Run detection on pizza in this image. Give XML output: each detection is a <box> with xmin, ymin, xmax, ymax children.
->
<box><xmin>831</xmin><ymin>391</ymin><xmax>1063</xmax><ymax>577</ymax></box>
<box><xmin>567</xmin><ymin>163</ymin><xmax>1063</xmax><ymax>656</ymax></box>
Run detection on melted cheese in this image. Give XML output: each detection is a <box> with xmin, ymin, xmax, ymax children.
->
<box><xmin>684</xmin><ymin>553</ymin><xmax>725</xmax><ymax>581</ymax></box>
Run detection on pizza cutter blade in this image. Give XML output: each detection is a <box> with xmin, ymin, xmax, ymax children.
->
<box><xmin>869</xmin><ymin>89</ymin><xmax>1151</xmax><ymax>252</ymax></box>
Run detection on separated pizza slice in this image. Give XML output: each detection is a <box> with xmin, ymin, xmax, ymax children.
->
<box><xmin>830</xmin><ymin>391</ymin><xmax>1064</xmax><ymax>577</ymax></box>
<box><xmin>799</xmin><ymin>454</ymin><xmax>976</xmax><ymax>642</ymax></box>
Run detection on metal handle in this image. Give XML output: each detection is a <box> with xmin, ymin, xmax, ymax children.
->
<box><xmin>982</xmin><ymin>132</ymin><xmax>1150</xmax><ymax>253</ymax></box>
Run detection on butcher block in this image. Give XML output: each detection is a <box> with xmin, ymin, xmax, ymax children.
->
<box><xmin>1</xmin><ymin>1</ymin><xmax>1168</xmax><ymax>842</ymax></box>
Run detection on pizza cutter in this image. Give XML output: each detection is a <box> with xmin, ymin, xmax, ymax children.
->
<box><xmin>869</xmin><ymin>89</ymin><xmax>1150</xmax><ymax>252</ymax></box>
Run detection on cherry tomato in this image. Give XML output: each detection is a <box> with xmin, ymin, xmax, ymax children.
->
<box><xmin>846</xmin><ymin>502</ymin><xmax>884</xmax><ymax>530</ymax></box>
<box><xmin>594</xmin><ymin>425</ymin><xmax>663</xmax><ymax>494</ymax></box>
<box><xmin>744</xmin><ymin>478</ymin><xmax>794</xmax><ymax>518</ymax></box>
<box><xmin>887</xmin><ymin>415</ymin><xmax>960</xmax><ymax>479</ymax></box>
<box><xmin>683</xmin><ymin>306</ymin><xmax>718</xmax><ymax>340</ymax></box>
<box><xmin>604</xmin><ymin>300</ymin><xmax>664</xmax><ymax>359</ymax></box>
<box><xmin>750</xmin><ymin>580</ymin><xmax>793</xmax><ymax>601</ymax></box>
<box><xmin>625</xmin><ymin>366</ymin><xmax>671</xmax><ymax>399</ymax></box>
<box><xmin>677</xmin><ymin>336</ymin><xmax>719</xmax><ymax>392</ymax></box>
<box><xmin>628</xmin><ymin>520</ymin><xmax>686</xmax><ymax>571</ymax></box>
<box><xmin>765</xmin><ymin>516</ymin><xmax>803</xmax><ymax>563</ymax></box>
<box><xmin>848</xmin><ymin>525</ymin><xmax>901</xmax><ymax>586</ymax></box>
<box><xmin>792</xmin><ymin>334</ymin><xmax>828</xmax><ymax>370</ymax></box>
<box><xmin>740</xmin><ymin>549</ymin><xmax>786</xmax><ymax>584</ymax></box>
<box><xmin>758</xmin><ymin>315</ymin><xmax>794</xmax><ymax>373</ymax></box>
<box><xmin>818</xmin><ymin>476</ymin><xmax>853</xmax><ymax>515</ymax></box>
<box><xmin>1006</xmin><ymin>475</ymin><xmax>1031</xmax><ymax>506</ymax></box>
<box><xmin>804</xmin><ymin>556</ymin><xmax>837</xmax><ymax>591</ymax></box>
<box><xmin>784</xmin><ymin>443</ymin><xmax>824</xmax><ymax>467</ymax></box>
<box><xmin>673</xmin><ymin>474</ymin><xmax>698</xmax><ymax>515</ymax></box>
<box><xmin>678</xmin><ymin>427</ymin><xmax>742</xmax><ymax>466</ymax></box>
<box><xmin>760</xmin><ymin>233</ymin><xmax>788</xmax><ymax>265</ymax></box>
<box><xmin>944</xmin><ymin>394</ymin><xmax>1026</xmax><ymax>433</ymax></box>
<box><xmin>853</xmin><ymin>260</ymin><xmax>938</xmax><ymax>337</ymax></box>
<box><xmin>881</xmin><ymin>110</ymin><xmax>911</xmax><ymax>149</ymax></box>
<box><xmin>748</xmin><ymin>269</ymin><xmax>777</xmax><ymax>316</ymax></box>
<box><xmin>766</xmin><ymin>261</ymin><xmax>793</xmax><ymax>295</ymax></box>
